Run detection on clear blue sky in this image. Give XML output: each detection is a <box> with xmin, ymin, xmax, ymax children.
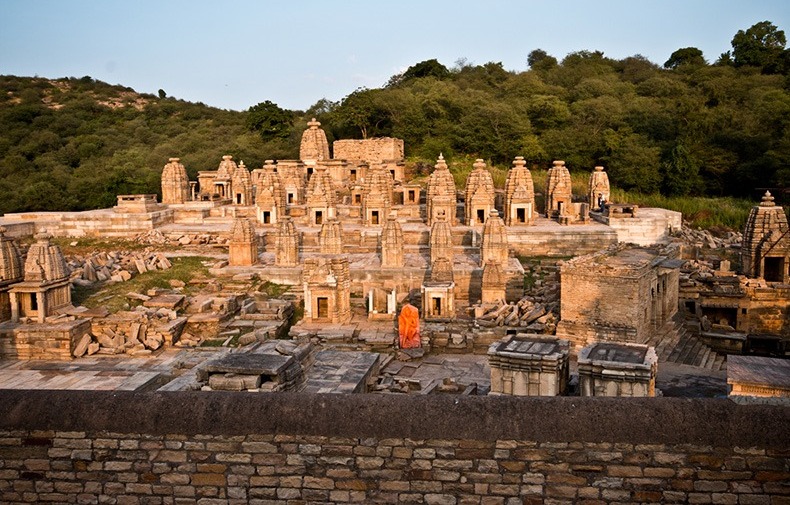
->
<box><xmin>2</xmin><ymin>0</ymin><xmax>788</xmax><ymax>111</ymax></box>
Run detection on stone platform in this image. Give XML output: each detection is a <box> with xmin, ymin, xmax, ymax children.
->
<box><xmin>728</xmin><ymin>355</ymin><xmax>790</xmax><ymax>398</ymax></box>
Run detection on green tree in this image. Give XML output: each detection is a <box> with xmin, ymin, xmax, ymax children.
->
<box><xmin>399</xmin><ymin>59</ymin><xmax>450</xmax><ymax>83</ymax></box>
<box><xmin>662</xmin><ymin>143</ymin><xmax>701</xmax><ymax>196</ymax></box>
<box><xmin>731</xmin><ymin>21</ymin><xmax>787</xmax><ymax>72</ymax></box>
<box><xmin>335</xmin><ymin>88</ymin><xmax>392</xmax><ymax>139</ymax></box>
<box><xmin>527</xmin><ymin>49</ymin><xmax>558</xmax><ymax>71</ymax></box>
<box><xmin>245</xmin><ymin>100</ymin><xmax>293</xmax><ymax>141</ymax></box>
<box><xmin>664</xmin><ymin>47</ymin><xmax>706</xmax><ymax>69</ymax></box>
<box><xmin>158</xmin><ymin>89</ymin><xmax>167</xmax><ymax>99</ymax></box>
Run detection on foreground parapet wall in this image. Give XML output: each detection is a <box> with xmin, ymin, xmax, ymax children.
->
<box><xmin>1</xmin><ymin>391</ymin><xmax>788</xmax><ymax>503</ymax></box>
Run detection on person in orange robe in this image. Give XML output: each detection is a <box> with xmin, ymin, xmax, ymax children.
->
<box><xmin>398</xmin><ymin>303</ymin><xmax>420</xmax><ymax>349</ymax></box>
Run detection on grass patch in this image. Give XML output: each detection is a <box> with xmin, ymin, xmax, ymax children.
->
<box><xmin>257</xmin><ymin>280</ymin><xmax>287</xmax><ymax>298</ymax></box>
<box><xmin>610</xmin><ymin>189</ymin><xmax>753</xmax><ymax>231</ymax></box>
<box><xmin>73</xmin><ymin>256</ymin><xmax>212</xmax><ymax>312</ymax></box>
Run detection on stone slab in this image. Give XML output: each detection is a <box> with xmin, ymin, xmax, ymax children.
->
<box><xmin>202</xmin><ymin>353</ymin><xmax>294</xmax><ymax>377</ymax></box>
<box><xmin>728</xmin><ymin>355</ymin><xmax>790</xmax><ymax>389</ymax></box>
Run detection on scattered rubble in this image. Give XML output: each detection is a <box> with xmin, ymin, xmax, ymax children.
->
<box><xmin>675</xmin><ymin>225</ymin><xmax>742</xmax><ymax>250</ymax></box>
<box><xmin>476</xmin><ymin>297</ymin><xmax>558</xmax><ymax>333</ymax></box>
<box><xmin>67</xmin><ymin>250</ymin><xmax>172</xmax><ymax>286</ymax></box>
<box><xmin>72</xmin><ymin>305</ymin><xmax>187</xmax><ymax>357</ymax></box>
<box><xmin>134</xmin><ymin>229</ymin><xmax>229</xmax><ymax>247</ymax></box>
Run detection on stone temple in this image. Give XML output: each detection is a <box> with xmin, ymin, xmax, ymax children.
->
<box><xmin>1</xmin><ymin>117</ymin><xmax>788</xmax><ymax>405</ymax></box>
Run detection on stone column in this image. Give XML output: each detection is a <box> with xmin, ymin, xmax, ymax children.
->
<box><xmin>9</xmin><ymin>292</ymin><xmax>19</xmax><ymax>323</ymax></box>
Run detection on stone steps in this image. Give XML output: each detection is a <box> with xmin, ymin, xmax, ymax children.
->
<box><xmin>666</xmin><ymin>330</ymin><xmax>726</xmax><ymax>371</ymax></box>
<box><xmin>647</xmin><ymin>314</ymin><xmax>726</xmax><ymax>371</ymax></box>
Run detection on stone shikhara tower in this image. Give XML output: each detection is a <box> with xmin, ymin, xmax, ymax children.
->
<box><xmin>299</xmin><ymin>118</ymin><xmax>331</xmax><ymax>164</ymax></box>
<box><xmin>161</xmin><ymin>157</ymin><xmax>189</xmax><ymax>204</ymax></box>
<box><xmin>362</xmin><ymin>164</ymin><xmax>393</xmax><ymax>226</ymax></box>
<box><xmin>588</xmin><ymin>165</ymin><xmax>610</xmax><ymax>211</ymax></box>
<box><xmin>231</xmin><ymin>161</ymin><xmax>253</xmax><ymax>206</ymax></box>
<box><xmin>481</xmin><ymin>260</ymin><xmax>506</xmax><ymax>304</ymax></box>
<box><xmin>429</xmin><ymin>214</ymin><xmax>453</xmax><ymax>266</ymax></box>
<box><xmin>0</xmin><ymin>227</ymin><xmax>23</xmax><ymax>322</ymax></box>
<box><xmin>426</xmin><ymin>154</ymin><xmax>456</xmax><ymax>226</ymax></box>
<box><xmin>380</xmin><ymin>215</ymin><xmax>404</xmax><ymax>268</ymax></box>
<box><xmin>318</xmin><ymin>219</ymin><xmax>343</xmax><ymax>255</ymax></box>
<box><xmin>228</xmin><ymin>218</ymin><xmax>258</xmax><ymax>267</ymax></box>
<box><xmin>302</xmin><ymin>257</ymin><xmax>351</xmax><ymax>323</ymax></box>
<box><xmin>504</xmin><ymin>156</ymin><xmax>535</xmax><ymax>226</ymax></box>
<box><xmin>741</xmin><ymin>191</ymin><xmax>790</xmax><ymax>282</ymax></box>
<box><xmin>274</xmin><ymin>217</ymin><xmax>299</xmax><ymax>267</ymax></box>
<box><xmin>545</xmin><ymin>160</ymin><xmax>573</xmax><ymax>220</ymax></box>
<box><xmin>255</xmin><ymin>161</ymin><xmax>286</xmax><ymax>225</ymax></box>
<box><xmin>305</xmin><ymin>165</ymin><xmax>336</xmax><ymax>226</ymax></box>
<box><xmin>464</xmin><ymin>158</ymin><xmax>495</xmax><ymax>226</ymax></box>
<box><xmin>481</xmin><ymin>210</ymin><xmax>508</xmax><ymax>267</ymax></box>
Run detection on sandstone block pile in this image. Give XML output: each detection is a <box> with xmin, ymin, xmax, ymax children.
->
<box><xmin>68</xmin><ymin>250</ymin><xmax>172</xmax><ymax>285</ymax></box>
<box><xmin>72</xmin><ymin>307</ymin><xmax>187</xmax><ymax>357</ymax></box>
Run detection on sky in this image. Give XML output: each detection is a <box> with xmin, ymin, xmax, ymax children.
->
<box><xmin>2</xmin><ymin>0</ymin><xmax>789</xmax><ymax>112</ymax></box>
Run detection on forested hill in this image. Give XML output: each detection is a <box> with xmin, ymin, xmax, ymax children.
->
<box><xmin>315</xmin><ymin>20</ymin><xmax>790</xmax><ymax>200</ymax></box>
<box><xmin>0</xmin><ymin>76</ymin><xmax>294</xmax><ymax>213</ymax></box>
<box><xmin>0</xmin><ymin>20</ymin><xmax>788</xmax><ymax>214</ymax></box>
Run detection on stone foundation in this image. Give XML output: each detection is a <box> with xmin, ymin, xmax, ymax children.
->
<box><xmin>0</xmin><ymin>319</ymin><xmax>90</xmax><ymax>359</ymax></box>
<box><xmin>578</xmin><ymin>342</ymin><xmax>658</xmax><ymax>397</ymax></box>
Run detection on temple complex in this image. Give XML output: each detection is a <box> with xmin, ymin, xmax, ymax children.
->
<box><xmin>6</xmin><ymin>117</ymin><xmax>785</xmax><ymax>407</ymax></box>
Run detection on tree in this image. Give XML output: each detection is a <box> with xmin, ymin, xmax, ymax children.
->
<box><xmin>335</xmin><ymin>88</ymin><xmax>392</xmax><ymax>139</ymax></box>
<box><xmin>245</xmin><ymin>101</ymin><xmax>293</xmax><ymax>141</ymax></box>
<box><xmin>664</xmin><ymin>47</ymin><xmax>706</xmax><ymax>69</ymax></box>
<box><xmin>714</xmin><ymin>51</ymin><xmax>733</xmax><ymax>66</ymax></box>
<box><xmin>662</xmin><ymin>143</ymin><xmax>701</xmax><ymax>196</ymax></box>
<box><xmin>401</xmin><ymin>59</ymin><xmax>450</xmax><ymax>82</ymax></box>
<box><xmin>158</xmin><ymin>89</ymin><xmax>167</xmax><ymax>99</ymax></box>
<box><xmin>527</xmin><ymin>49</ymin><xmax>557</xmax><ymax>71</ymax></box>
<box><xmin>731</xmin><ymin>21</ymin><xmax>787</xmax><ymax>72</ymax></box>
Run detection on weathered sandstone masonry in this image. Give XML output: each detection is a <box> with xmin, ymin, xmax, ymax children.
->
<box><xmin>0</xmin><ymin>391</ymin><xmax>788</xmax><ymax>504</ymax></box>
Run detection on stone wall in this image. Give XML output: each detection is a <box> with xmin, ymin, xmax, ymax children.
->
<box><xmin>0</xmin><ymin>391</ymin><xmax>788</xmax><ymax>504</ymax></box>
<box><xmin>745</xmin><ymin>286</ymin><xmax>790</xmax><ymax>337</ymax></box>
<box><xmin>333</xmin><ymin>138</ymin><xmax>404</xmax><ymax>163</ymax></box>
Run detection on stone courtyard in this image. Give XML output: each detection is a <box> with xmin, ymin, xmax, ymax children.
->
<box><xmin>0</xmin><ymin>120</ymin><xmax>787</xmax><ymax>401</ymax></box>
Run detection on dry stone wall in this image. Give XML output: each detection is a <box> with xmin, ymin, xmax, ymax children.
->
<box><xmin>0</xmin><ymin>391</ymin><xmax>788</xmax><ymax>505</ymax></box>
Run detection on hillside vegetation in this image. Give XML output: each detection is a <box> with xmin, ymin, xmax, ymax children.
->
<box><xmin>1</xmin><ymin>20</ymin><xmax>788</xmax><ymax>230</ymax></box>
